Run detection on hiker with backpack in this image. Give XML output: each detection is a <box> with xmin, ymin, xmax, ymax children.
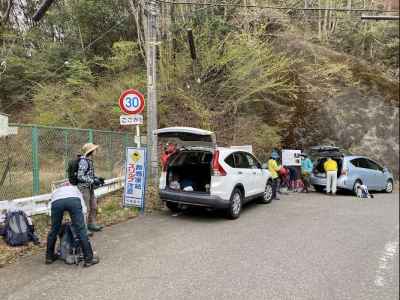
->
<box><xmin>46</xmin><ymin>181</ymin><xmax>99</xmax><ymax>267</ymax></box>
<box><xmin>77</xmin><ymin>143</ymin><xmax>105</xmax><ymax>233</ymax></box>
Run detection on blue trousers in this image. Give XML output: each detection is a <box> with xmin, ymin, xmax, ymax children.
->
<box><xmin>46</xmin><ymin>197</ymin><xmax>93</xmax><ymax>261</ymax></box>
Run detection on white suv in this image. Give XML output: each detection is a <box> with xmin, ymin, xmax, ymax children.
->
<box><xmin>155</xmin><ymin>127</ymin><xmax>273</xmax><ymax>219</ymax></box>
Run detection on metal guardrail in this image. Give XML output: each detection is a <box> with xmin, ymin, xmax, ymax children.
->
<box><xmin>0</xmin><ymin>177</ymin><xmax>124</xmax><ymax>223</ymax></box>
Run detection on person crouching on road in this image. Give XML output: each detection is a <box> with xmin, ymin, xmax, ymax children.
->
<box><xmin>78</xmin><ymin>143</ymin><xmax>105</xmax><ymax>233</ymax></box>
<box><xmin>45</xmin><ymin>181</ymin><xmax>99</xmax><ymax>267</ymax></box>
<box><xmin>324</xmin><ymin>157</ymin><xmax>338</xmax><ymax>195</ymax></box>
<box><xmin>268</xmin><ymin>152</ymin><xmax>282</xmax><ymax>200</ymax></box>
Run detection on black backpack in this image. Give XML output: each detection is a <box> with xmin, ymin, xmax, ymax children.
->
<box><xmin>2</xmin><ymin>210</ymin><xmax>39</xmax><ymax>246</ymax></box>
<box><xmin>67</xmin><ymin>155</ymin><xmax>86</xmax><ymax>185</ymax></box>
<box><xmin>57</xmin><ymin>223</ymin><xmax>84</xmax><ymax>265</ymax></box>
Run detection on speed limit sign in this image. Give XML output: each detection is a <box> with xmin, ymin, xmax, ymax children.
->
<box><xmin>119</xmin><ymin>89</ymin><xmax>145</xmax><ymax>115</ymax></box>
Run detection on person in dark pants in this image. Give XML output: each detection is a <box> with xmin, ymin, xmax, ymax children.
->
<box><xmin>288</xmin><ymin>166</ymin><xmax>297</xmax><ymax>191</ymax></box>
<box><xmin>300</xmin><ymin>153</ymin><xmax>313</xmax><ymax>193</ymax></box>
<box><xmin>46</xmin><ymin>182</ymin><xmax>99</xmax><ymax>267</ymax></box>
<box><xmin>268</xmin><ymin>151</ymin><xmax>282</xmax><ymax>200</ymax></box>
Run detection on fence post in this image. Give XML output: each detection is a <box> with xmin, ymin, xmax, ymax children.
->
<box><xmin>88</xmin><ymin>129</ymin><xmax>94</xmax><ymax>143</ymax></box>
<box><xmin>64</xmin><ymin>129</ymin><xmax>69</xmax><ymax>178</ymax></box>
<box><xmin>32</xmin><ymin>126</ymin><xmax>40</xmax><ymax>195</ymax></box>
<box><xmin>123</xmin><ymin>133</ymin><xmax>129</xmax><ymax>149</ymax></box>
<box><xmin>108</xmin><ymin>134</ymin><xmax>113</xmax><ymax>178</ymax></box>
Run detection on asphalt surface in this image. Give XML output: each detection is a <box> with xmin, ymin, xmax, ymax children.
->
<box><xmin>0</xmin><ymin>191</ymin><xmax>398</xmax><ymax>300</ymax></box>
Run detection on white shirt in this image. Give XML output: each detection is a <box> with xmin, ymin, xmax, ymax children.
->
<box><xmin>49</xmin><ymin>184</ymin><xmax>87</xmax><ymax>215</ymax></box>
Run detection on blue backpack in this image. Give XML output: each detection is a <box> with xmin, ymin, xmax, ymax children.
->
<box><xmin>1</xmin><ymin>210</ymin><xmax>39</xmax><ymax>246</ymax></box>
<box><xmin>57</xmin><ymin>223</ymin><xmax>84</xmax><ymax>265</ymax></box>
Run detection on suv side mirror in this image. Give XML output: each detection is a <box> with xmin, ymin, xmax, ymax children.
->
<box><xmin>262</xmin><ymin>163</ymin><xmax>268</xmax><ymax>169</ymax></box>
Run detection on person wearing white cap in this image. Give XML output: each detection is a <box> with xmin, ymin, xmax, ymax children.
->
<box><xmin>77</xmin><ymin>143</ymin><xmax>104</xmax><ymax>232</ymax></box>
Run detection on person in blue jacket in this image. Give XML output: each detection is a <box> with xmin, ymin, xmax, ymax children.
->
<box><xmin>300</xmin><ymin>153</ymin><xmax>313</xmax><ymax>193</ymax></box>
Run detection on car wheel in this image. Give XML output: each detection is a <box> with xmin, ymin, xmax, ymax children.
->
<box><xmin>227</xmin><ymin>188</ymin><xmax>242</xmax><ymax>220</ymax></box>
<box><xmin>259</xmin><ymin>181</ymin><xmax>273</xmax><ymax>204</ymax></box>
<box><xmin>165</xmin><ymin>201</ymin><xmax>181</xmax><ymax>213</ymax></box>
<box><xmin>353</xmin><ymin>180</ymin><xmax>362</xmax><ymax>196</ymax></box>
<box><xmin>385</xmin><ymin>180</ymin><xmax>393</xmax><ymax>193</ymax></box>
<box><xmin>313</xmin><ymin>185</ymin><xmax>324</xmax><ymax>193</ymax></box>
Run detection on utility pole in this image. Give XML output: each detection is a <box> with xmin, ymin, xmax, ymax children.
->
<box><xmin>146</xmin><ymin>0</ymin><xmax>159</xmax><ymax>187</ymax></box>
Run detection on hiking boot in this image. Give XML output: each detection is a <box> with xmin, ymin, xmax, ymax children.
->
<box><xmin>87</xmin><ymin>224</ymin><xmax>103</xmax><ymax>232</ymax></box>
<box><xmin>45</xmin><ymin>254</ymin><xmax>59</xmax><ymax>265</ymax></box>
<box><xmin>32</xmin><ymin>237</ymin><xmax>41</xmax><ymax>246</ymax></box>
<box><xmin>83</xmin><ymin>256</ymin><xmax>100</xmax><ymax>268</ymax></box>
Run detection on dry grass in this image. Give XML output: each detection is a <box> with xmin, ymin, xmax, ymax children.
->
<box><xmin>0</xmin><ymin>187</ymin><xmax>160</xmax><ymax>268</ymax></box>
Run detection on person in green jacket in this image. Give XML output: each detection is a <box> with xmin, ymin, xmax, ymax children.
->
<box><xmin>268</xmin><ymin>151</ymin><xmax>281</xmax><ymax>200</ymax></box>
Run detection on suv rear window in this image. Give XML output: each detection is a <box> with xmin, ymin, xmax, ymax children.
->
<box><xmin>225</xmin><ymin>154</ymin><xmax>235</xmax><ymax>168</ymax></box>
<box><xmin>234</xmin><ymin>152</ymin><xmax>250</xmax><ymax>169</ymax></box>
<box><xmin>170</xmin><ymin>151</ymin><xmax>211</xmax><ymax>166</ymax></box>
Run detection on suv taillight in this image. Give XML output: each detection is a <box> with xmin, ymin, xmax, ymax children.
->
<box><xmin>211</xmin><ymin>150</ymin><xmax>227</xmax><ymax>176</ymax></box>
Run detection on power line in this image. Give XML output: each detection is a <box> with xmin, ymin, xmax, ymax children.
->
<box><xmin>156</xmin><ymin>0</ymin><xmax>400</xmax><ymax>13</ymax></box>
<box><xmin>361</xmin><ymin>15</ymin><xmax>400</xmax><ymax>20</ymax></box>
<box><xmin>85</xmin><ymin>19</ymin><xmax>125</xmax><ymax>50</ymax></box>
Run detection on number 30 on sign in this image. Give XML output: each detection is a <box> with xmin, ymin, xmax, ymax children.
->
<box><xmin>119</xmin><ymin>89</ymin><xmax>145</xmax><ymax>115</ymax></box>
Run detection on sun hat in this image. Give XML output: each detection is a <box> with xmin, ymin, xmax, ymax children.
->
<box><xmin>82</xmin><ymin>143</ymin><xmax>99</xmax><ymax>156</ymax></box>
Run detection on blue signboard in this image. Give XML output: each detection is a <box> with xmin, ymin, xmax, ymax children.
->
<box><xmin>123</xmin><ymin>147</ymin><xmax>147</xmax><ymax>211</ymax></box>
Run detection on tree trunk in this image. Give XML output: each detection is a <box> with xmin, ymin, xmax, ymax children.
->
<box><xmin>0</xmin><ymin>0</ymin><xmax>13</xmax><ymax>26</ymax></box>
<box><xmin>318</xmin><ymin>0</ymin><xmax>322</xmax><ymax>40</ymax></box>
<box><xmin>128</xmin><ymin>0</ymin><xmax>146</xmax><ymax>60</ymax></box>
<box><xmin>323</xmin><ymin>0</ymin><xmax>329</xmax><ymax>41</ymax></box>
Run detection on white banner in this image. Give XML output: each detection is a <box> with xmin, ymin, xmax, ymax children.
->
<box><xmin>282</xmin><ymin>149</ymin><xmax>302</xmax><ymax>166</ymax></box>
<box><xmin>123</xmin><ymin>148</ymin><xmax>147</xmax><ymax>208</ymax></box>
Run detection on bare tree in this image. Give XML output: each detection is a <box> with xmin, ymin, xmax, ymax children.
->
<box><xmin>128</xmin><ymin>0</ymin><xmax>146</xmax><ymax>60</ymax></box>
<box><xmin>0</xmin><ymin>0</ymin><xmax>13</xmax><ymax>26</ymax></box>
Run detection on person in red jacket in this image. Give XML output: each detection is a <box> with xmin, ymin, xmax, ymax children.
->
<box><xmin>160</xmin><ymin>143</ymin><xmax>177</xmax><ymax>170</ymax></box>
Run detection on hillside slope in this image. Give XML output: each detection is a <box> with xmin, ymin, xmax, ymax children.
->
<box><xmin>2</xmin><ymin>3</ymin><xmax>398</xmax><ymax>176</ymax></box>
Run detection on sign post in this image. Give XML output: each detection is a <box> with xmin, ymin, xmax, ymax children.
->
<box><xmin>119</xmin><ymin>89</ymin><xmax>145</xmax><ymax>148</ymax></box>
<box><xmin>119</xmin><ymin>89</ymin><xmax>146</xmax><ymax>213</ymax></box>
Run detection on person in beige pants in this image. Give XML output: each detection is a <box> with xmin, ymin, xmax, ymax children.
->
<box><xmin>77</xmin><ymin>143</ymin><xmax>105</xmax><ymax>232</ymax></box>
<box><xmin>324</xmin><ymin>157</ymin><xmax>338</xmax><ymax>195</ymax></box>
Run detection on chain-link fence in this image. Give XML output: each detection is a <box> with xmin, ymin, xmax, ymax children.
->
<box><xmin>0</xmin><ymin>124</ymin><xmax>140</xmax><ymax>200</ymax></box>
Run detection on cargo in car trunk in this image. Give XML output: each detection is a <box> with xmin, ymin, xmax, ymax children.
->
<box><xmin>166</xmin><ymin>150</ymin><xmax>213</xmax><ymax>193</ymax></box>
<box><xmin>313</xmin><ymin>157</ymin><xmax>343</xmax><ymax>178</ymax></box>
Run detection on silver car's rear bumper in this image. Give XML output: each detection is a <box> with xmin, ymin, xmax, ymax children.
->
<box><xmin>310</xmin><ymin>174</ymin><xmax>351</xmax><ymax>190</ymax></box>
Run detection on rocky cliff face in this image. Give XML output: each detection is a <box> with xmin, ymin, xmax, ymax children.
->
<box><xmin>317</xmin><ymin>88</ymin><xmax>399</xmax><ymax>177</ymax></box>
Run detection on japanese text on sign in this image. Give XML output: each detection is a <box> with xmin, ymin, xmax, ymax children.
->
<box><xmin>124</xmin><ymin>148</ymin><xmax>147</xmax><ymax>208</ymax></box>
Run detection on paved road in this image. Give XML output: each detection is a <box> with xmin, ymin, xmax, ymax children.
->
<box><xmin>0</xmin><ymin>191</ymin><xmax>398</xmax><ymax>300</ymax></box>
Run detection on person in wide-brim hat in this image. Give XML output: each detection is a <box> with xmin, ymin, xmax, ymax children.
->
<box><xmin>78</xmin><ymin>142</ymin><xmax>104</xmax><ymax>232</ymax></box>
<box><xmin>81</xmin><ymin>143</ymin><xmax>99</xmax><ymax>157</ymax></box>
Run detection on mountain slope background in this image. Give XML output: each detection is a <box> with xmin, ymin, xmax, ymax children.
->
<box><xmin>0</xmin><ymin>0</ymin><xmax>398</xmax><ymax>176</ymax></box>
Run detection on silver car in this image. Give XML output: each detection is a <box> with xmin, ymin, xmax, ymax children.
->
<box><xmin>310</xmin><ymin>147</ymin><xmax>394</xmax><ymax>195</ymax></box>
